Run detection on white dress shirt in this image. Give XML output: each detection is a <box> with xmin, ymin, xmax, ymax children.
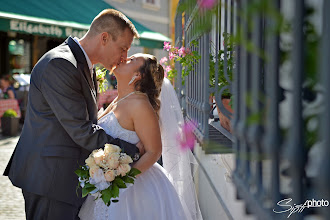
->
<box><xmin>73</xmin><ymin>37</ymin><xmax>94</xmax><ymax>78</ymax></box>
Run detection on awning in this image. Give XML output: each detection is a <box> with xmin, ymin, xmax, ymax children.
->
<box><xmin>0</xmin><ymin>0</ymin><xmax>170</xmax><ymax>48</ymax></box>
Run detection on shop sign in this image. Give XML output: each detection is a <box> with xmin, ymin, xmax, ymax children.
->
<box><xmin>4</xmin><ymin>19</ymin><xmax>87</xmax><ymax>38</ymax></box>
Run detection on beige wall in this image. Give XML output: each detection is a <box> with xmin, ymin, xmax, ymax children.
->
<box><xmin>194</xmin><ymin>144</ymin><xmax>256</xmax><ymax>220</ymax></box>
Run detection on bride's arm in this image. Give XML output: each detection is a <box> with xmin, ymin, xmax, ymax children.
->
<box><xmin>130</xmin><ymin>100</ymin><xmax>162</xmax><ymax>174</ymax></box>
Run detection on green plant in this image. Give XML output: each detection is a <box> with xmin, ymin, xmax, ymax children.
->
<box><xmin>2</xmin><ymin>109</ymin><xmax>17</xmax><ymax>118</ymax></box>
<box><xmin>210</xmin><ymin>33</ymin><xmax>235</xmax><ymax>103</ymax></box>
<box><xmin>160</xmin><ymin>40</ymin><xmax>201</xmax><ymax>84</ymax></box>
<box><xmin>95</xmin><ymin>67</ymin><xmax>109</xmax><ymax>93</ymax></box>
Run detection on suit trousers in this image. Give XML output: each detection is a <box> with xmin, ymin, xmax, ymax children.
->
<box><xmin>22</xmin><ymin>190</ymin><xmax>81</xmax><ymax>220</ymax></box>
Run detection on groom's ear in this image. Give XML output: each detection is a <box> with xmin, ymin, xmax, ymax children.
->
<box><xmin>101</xmin><ymin>32</ymin><xmax>110</xmax><ymax>45</ymax></box>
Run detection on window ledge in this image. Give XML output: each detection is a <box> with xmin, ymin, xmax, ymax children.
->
<box><xmin>210</xmin><ymin>120</ymin><xmax>233</xmax><ymax>142</ymax></box>
<box><xmin>204</xmin><ymin>122</ymin><xmax>233</xmax><ymax>154</ymax></box>
<box><xmin>142</xmin><ymin>3</ymin><xmax>160</xmax><ymax>11</ymax></box>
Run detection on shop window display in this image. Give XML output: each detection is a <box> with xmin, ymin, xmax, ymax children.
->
<box><xmin>8</xmin><ymin>39</ymin><xmax>31</xmax><ymax>74</ymax></box>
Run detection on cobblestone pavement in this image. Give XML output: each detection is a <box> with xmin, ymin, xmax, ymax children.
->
<box><xmin>0</xmin><ymin>135</ymin><xmax>25</xmax><ymax>220</ymax></box>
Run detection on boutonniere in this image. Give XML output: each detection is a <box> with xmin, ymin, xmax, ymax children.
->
<box><xmin>95</xmin><ymin>67</ymin><xmax>109</xmax><ymax>93</ymax></box>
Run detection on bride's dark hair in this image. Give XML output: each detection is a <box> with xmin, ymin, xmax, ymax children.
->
<box><xmin>134</xmin><ymin>55</ymin><xmax>164</xmax><ymax>118</ymax></box>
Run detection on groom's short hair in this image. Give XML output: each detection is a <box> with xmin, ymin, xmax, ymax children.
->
<box><xmin>89</xmin><ymin>9</ymin><xmax>139</xmax><ymax>40</ymax></box>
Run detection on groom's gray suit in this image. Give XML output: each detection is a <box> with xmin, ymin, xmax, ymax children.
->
<box><xmin>4</xmin><ymin>37</ymin><xmax>139</xmax><ymax>219</ymax></box>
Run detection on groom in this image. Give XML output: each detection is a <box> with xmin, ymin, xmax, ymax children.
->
<box><xmin>4</xmin><ymin>9</ymin><xmax>141</xmax><ymax>220</ymax></box>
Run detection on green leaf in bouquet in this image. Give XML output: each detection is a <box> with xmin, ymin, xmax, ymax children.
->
<box><xmin>127</xmin><ymin>168</ymin><xmax>141</xmax><ymax>177</ymax></box>
<box><xmin>81</xmin><ymin>183</ymin><xmax>96</xmax><ymax>198</ymax></box>
<box><xmin>76</xmin><ymin>185</ymin><xmax>80</xmax><ymax>197</ymax></box>
<box><xmin>111</xmin><ymin>183</ymin><xmax>120</xmax><ymax>198</ymax></box>
<box><xmin>75</xmin><ymin>168</ymin><xmax>89</xmax><ymax>179</ymax></box>
<box><xmin>114</xmin><ymin>177</ymin><xmax>127</xmax><ymax>188</ymax></box>
<box><xmin>82</xmin><ymin>187</ymin><xmax>90</xmax><ymax>198</ymax></box>
<box><xmin>101</xmin><ymin>187</ymin><xmax>112</xmax><ymax>206</ymax></box>
<box><xmin>84</xmin><ymin>183</ymin><xmax>96</xmax><ymax>190</ymax></box>
<box><xmin>122</xmin><ymin>176</ymin><xmax>134</xmax><ymax>184</ymax></box>
<box><xmin>74</xmin><ymin>169</ymin><xmax>83</xmax><ymax>177</ymax></box>
<box><xmin>82</xmin><ymin>170</ymin><xmax>89</xmax><ymax>178</ymax></box>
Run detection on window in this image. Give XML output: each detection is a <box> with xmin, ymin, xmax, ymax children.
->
<box><xmin>8</xmin><ymin>39</ymin><xmax>31</xmax><ymax>74</ymax></box>
<box><xmin>142</xmin><ymin>0</ymin><xmax>160</xmax><ymax>10</ymax></box>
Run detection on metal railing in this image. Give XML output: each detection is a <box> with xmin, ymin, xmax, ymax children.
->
<box><xmin>175</xmin><ymin>0</ymin><xmax>234</xmax><ymax>147</ymax></box>
<box><xmin>175</xmin><ymin>0</ymin><xmax>329</xmax><ymax>219</ymax></box>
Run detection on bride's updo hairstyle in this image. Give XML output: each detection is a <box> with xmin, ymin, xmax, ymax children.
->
<box><xmin>134</xmin><ymin>54</ymin><xmax>164</xmax><ymax>118</ymax></box>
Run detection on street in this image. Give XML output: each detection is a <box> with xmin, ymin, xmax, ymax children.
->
<box><xmin>0</xmin><ymin>136</ymin><xmax>25</xmax><ymax>220</ymax></box>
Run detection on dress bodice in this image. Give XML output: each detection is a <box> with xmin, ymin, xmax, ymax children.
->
<box><xmin>98</xmin><ymin>111</ymin><xmax>140</xmax><ymax>145</ymax></box>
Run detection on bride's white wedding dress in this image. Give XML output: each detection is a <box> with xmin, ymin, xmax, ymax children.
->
<box><xmin>78</xmin><ymin>111</ymin><xmax>188</xmax><ymax>220</ymax></box>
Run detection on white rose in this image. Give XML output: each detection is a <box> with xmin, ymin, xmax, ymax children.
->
<box><xmin>104</xmin><ymin>144</ymin><xmax>121</xmax><ymax>154</ymax></box>
<box><xmin>104</xmin><ymin>169</ymin><xmax>116</xmax><ymax>182</ymax></box>
<box><xmin>105</xmin><ymin>153</ymin><xmax>120</xmax><ymax>169</ymax></box>
<box><xmin>89</xmin><ymin>168</ymin><xmax>110</xmax><ymax>191</ymax></box>
<box><xmin>85</xmin><ymin>156</ymin><xmax>97</xmax><ymax>168</ymax></box>
<box><xmin>92</xmin><ymin>149</ymin><xmax>105</xmax><ymax>165</ymax></box>
<box><xmin>99</xmin><ymin>159</ymin><xmax>110</xmax><ymax>170</ymax></box>
<box><xmin>116</xmin><ymin>164</ymin><xmax>131</xmax><ymax>177</ymax></box>
<box><xmin>89</xmin><ymin>166</ymin><xmax>102</xmax><ymax>179</ymax></box>
<box><xmin>119</xmin><ymin>154</ymin><xmax>133</xmax><ymax>164</ymax></box>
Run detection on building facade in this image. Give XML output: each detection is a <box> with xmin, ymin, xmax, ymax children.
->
<box><xmin>106</xmin><ymin>0</ymin><xmax>171</xmax><ymax>59</ymax></box>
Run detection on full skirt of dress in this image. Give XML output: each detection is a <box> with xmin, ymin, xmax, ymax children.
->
<box><xmin>78</xmin><ymin>163</ymin><xmax>188</xmax><ymax>220</ymax></box>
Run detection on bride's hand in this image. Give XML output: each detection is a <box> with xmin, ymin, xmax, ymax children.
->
<box><xmin>136</xmin><ymin>141</ymin><xmax>145</xmax><ymax>156</ymax></box>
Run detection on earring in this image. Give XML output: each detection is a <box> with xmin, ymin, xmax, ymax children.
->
<box><xmin>128</xmin><ymin>76</ymin><xmax>137</xmax><ymax>85</ymax></box>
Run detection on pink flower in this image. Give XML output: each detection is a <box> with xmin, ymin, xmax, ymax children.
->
<box><xmin>198</xmin><ymin>0</ymin><xmax>217</xmax><ymax>10</ymax></box>
<box><xmin>165</xmin><ymin>65</ymin><xmax>172</xmax><ymax>74</ymax></box>
<box><xmin>169</xmin><ymin>52</ymin><xmax>176</xmax><ymax>60</ymax></box>
<box><xmin>178</xmin><ymin>46</ymin><xmax>186</xmax><ymax>57</ymax></box>
<box><xmin>159</xmin><ymin>57</ymin><xmax>168</xmax><ymax>65</ymax></box>
<box><xmin>176</xmin><ymin>120</ymin><xmax>197</xmax><ymax>151</ymax></box>
<box><xmin>185</xmin><ymin>47</ymin><xmax>191</xmax><ymax>55</ymax></box>
<box><xmin>163</xmin><ymin>42</ymin><xmax>171</xmax><ymax>51</ymax></box>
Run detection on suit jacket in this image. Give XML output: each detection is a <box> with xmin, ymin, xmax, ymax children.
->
<box><xmin>4</xmin><ymin>37</ymin><xmax>139</xmax><ymax>207</ymax></box>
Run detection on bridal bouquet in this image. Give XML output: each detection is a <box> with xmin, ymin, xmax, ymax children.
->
<box><xmin>75</xmin><ymin>143</ymin><xmax>141</xmax><ymax>206</ymax></box>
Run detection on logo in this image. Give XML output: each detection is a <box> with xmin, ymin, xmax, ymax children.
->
<box><xmin>273</xmin><ymin>198</ymin><xmax>329</xmax><ymax>218</ymax></box>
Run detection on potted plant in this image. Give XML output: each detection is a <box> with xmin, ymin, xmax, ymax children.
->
<box><xmin>210</xmin><ymin>33</ymin><xmax>235</xmax><ymax>132</ymax></box>
<box><xmin>1</xmin><ymin>109</ymin><xmax>20</xmax><ymax>136</ymax></box>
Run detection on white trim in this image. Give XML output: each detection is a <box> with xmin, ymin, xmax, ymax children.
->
<box><xmin>0</xmin><ymin>11</ymin><xmax>90</xmax><ymax>29</ymax></box>
<box><xmin>116</xmin><ymin>9</ymin><xmax>169</xmax><ymax>24</ymax></box>
<box><xmin>110</xmin><ymin>0</ymin><xmax>127</xmax><ymax>3</ymax></box>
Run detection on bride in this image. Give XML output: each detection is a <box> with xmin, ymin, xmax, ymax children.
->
<box><xmin>79</xmin><ymin>53</ymin><xmax>202</xmax><ymax>220</ymax></box>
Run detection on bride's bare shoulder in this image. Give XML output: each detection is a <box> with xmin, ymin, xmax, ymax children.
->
<box><xmin>128</xmin><ymin>93</ymin><xmax>149</xmax><ymax>105</ymax></box>
<box><xmin>128</xmin><ymin>94</ymin><xmax>156</xmax><ymax>118</ymax></box>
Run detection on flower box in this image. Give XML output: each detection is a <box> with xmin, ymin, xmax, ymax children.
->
<box><xmin>1</xmin><ymin>116</ymin><xmax>20</xmax><ymax>136</ymax></box>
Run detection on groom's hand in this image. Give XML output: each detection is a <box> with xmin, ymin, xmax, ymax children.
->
<box><xmin>112</xmin><ymin>138</ymin><xmax>140</xmax><ymax>161</ymax></box>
